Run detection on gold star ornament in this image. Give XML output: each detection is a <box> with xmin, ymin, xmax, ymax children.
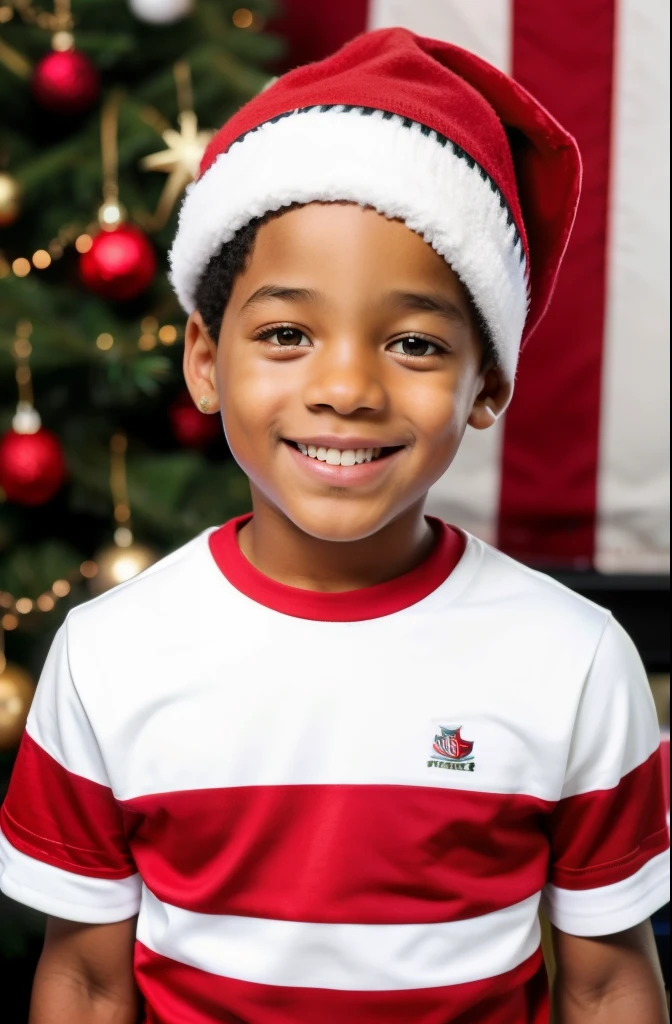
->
<box><xmin>141</xmin><ymin>109</ymin><xmax>214</xmax><ymax>230</ymax></box>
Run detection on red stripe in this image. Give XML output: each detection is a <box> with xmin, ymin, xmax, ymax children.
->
<box><xmin>209</xmin><ymin>515</ymin><xmax>465</xmax><ymax>621</ymax></box>
<box><xmin>660</xmin><ymin>733</ymin><xmax>670</xmax><ymax>822</ymax></box>
<box><xmin>548</xmin><ymin>747</ymin><xmax>670</xmax><ymax>889</ymax></box>
<box><xmin>121</xmin><ymin>784</ymin><xmax>551</xmax><ymax>923</ymax></box>
<box><xmin>136</xmin><ymin>942</ymin><xmax>549</xmax><ymax>1024</ymax></box>
<box><xmin>0</xmin><ymin>732</ymin><xmax>135</xmax><ymax>879</ymax></box>
<box><xmin>499</xmin><ymin>0</ymin><xmax>616</xmax><ymax>565</ymax></box>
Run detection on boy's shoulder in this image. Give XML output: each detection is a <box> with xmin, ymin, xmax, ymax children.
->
<box><xmin>66</xmin><ymin>528</ymin><xmax>221</xmax><ymax>637</ymax></box>
<box><xmin>464</xmin><ymin>532</ymin><xmax>612</xmax><ymax>644</ymax></box>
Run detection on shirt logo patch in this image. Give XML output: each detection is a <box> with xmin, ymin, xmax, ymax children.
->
<box><xmin>428</xmin><ymin>726</ymin><xmax>475</xmax><ymax>772</ymax></box>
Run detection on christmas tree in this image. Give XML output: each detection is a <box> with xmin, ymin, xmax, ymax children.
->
<box><xmin>0</xmin><ymin>0</ymin><xmax>281</xmax><ymax>970</ymax></box>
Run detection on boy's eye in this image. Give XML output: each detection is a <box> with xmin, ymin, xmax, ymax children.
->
<box><xmin>388</xmin><ymin>336</ymin><xmax>440</xmax><ymax>357</ymax></box>
<box><xmin>260</xmin><ymin>326</ymin><xmax>310</xmax><ymax>347</ymax></box>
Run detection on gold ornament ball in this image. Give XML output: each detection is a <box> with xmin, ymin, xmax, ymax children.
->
<box><xmin>0</xmin><ymin>662</ymin><xmax>35</xmax><ymax>751</ymax></box>
<box><xmin>0</xmin><ymin>172</ymin><xmax>23</xmax><ymax>228</ymax></box>
<box><xmin>89</xmin><ymin>541</ymin><xmax>158</xmax><ymax>596</ymax></box>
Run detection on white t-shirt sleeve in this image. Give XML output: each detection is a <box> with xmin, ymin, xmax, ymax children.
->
<box><xmin>541</xmin><ymin>614</ymin><xmax>670</xmax><ymax>936</ymax></box>
<box><xmin>0</xmin><ymin>621</ymin><xmax>141</xmax><ymax>923</ymax></box>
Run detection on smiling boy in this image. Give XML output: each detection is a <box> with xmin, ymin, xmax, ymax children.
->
<box><xmin>1</xmin><ymin>27</ymin><xmax>669</xmax><ymax>1024</ymax></box>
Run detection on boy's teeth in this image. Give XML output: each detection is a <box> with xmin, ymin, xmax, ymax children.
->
<box><xmin>294</xmin><ymin>442</ymin><xmax>386</xmax><ymax>466</ymax></box>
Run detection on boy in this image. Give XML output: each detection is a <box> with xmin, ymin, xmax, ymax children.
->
<box><xmin>1</xmin><ymin>27</ymin><xmax>669</xmax><ymax>1024</ymax></box>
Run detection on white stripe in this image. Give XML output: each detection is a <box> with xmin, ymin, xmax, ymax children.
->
<box><xmin>560</xmin><ymin>616</ymin><xmax>661</xmax><ymax>798</ymax></box>
<box><xmin>597</xmin><ymin>0</ymin><xmax>670</xmax><ymax>573</ymax></box>
<box><xmin>542</xmin><ymin>849</ymin><xmax>670</xmax><ymax>937</ymax></box>
<box><xmin>25</xmin><ymin>622</ymin><xmax>111</xmax><ymax>787</ymax></box>
<box><xmin>138</xmin><ymin>886</ymin><xmax>541</xmax><ymax>991</ymax></box>
<box><xmin>368</xmin><ymin>0</ymin><xmax>512</xmax><ymax>545</ymax></box>
<box><xmin>0</xmin><ymin>830</ymin><xmax>141</xmax><ymax>924</ymax></box>
<box><xmin>169</xmin><ymin>107</ymin><xmax>528</xmax><ymax>386</ymax></box>
<box><xmin>367</xmin><ymin>0</ymin><xmax>512</xmax><ymax>72</ymax></box>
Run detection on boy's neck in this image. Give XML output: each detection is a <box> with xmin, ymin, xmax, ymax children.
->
<box><xmin>236</xmin><ymin>496</ymin><xmax>435</xmax><ymax>593</ymax></box>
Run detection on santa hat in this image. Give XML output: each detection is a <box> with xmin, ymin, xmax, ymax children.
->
<box><xmin>169</xmin><ymin>27</ymin><xmax>581</xmax><ymax>385</ymax></box>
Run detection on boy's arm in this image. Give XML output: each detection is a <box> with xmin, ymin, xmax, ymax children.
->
<box><xmin>29</xmin><ymin>916</ymin><xmax>139</xmax><ymax>1024</ymax></box>
<box><xmin>552</xmin><ymin>920</ymin><xmax>668</xmax><ymax>1022</ymax></box>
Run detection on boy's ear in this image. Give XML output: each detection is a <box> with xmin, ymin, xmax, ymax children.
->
<box><xmin>183</xmin><ymin>310</ymin><xmax>220</xmax><ymax>412</ymax></box>
<box><xmin>467</xmin><ymin>364</ymin><xmax>513</xmax><ymax>430</ymax></box>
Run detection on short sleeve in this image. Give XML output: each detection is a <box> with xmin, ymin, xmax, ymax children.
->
<box><xmin>541</xmin><ymin>614</ymin><xmax>670</xmax><ymax>936</ymax></box>
<box><xmin>0</xmin><ymin>620</ymin><xmax>141</xmax><ymax>923</ymax></box>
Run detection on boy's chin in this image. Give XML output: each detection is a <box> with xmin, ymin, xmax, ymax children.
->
<box><xmin>279</xmin><ymin>496</ymin><xmax>407</xmax><ymax>544</ymax></box>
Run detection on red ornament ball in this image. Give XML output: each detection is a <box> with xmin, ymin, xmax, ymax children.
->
<box><xmin>0</xmin><ymin>428</ymin><xmax>67</xmax><ymax>505</ymax></box>
<box><xmin>169</xmin><ymin>392</ymin><xmax>220</xmax><ymax>448</ymax></box>
<box><xmin>80</xmin><ymin>225</ymin><xmax>157</xmax><ymax>301</ymax></box>
<box><xmin>31</xmin><ymin>49</ymin><xmax>100</xmax><ymax>116</ymax></box>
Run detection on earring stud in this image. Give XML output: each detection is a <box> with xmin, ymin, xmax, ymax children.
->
<box><xmin>198</xmin><ymin>396</ymin><xmax>211</xmax><ymax>413</ymax></box>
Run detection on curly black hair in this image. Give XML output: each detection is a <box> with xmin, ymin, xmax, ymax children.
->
<box><xmin>194</xmin><ymin>207</ymin><xmax>294</xmax><ymax>346</ymax></box>
<box><xmin>194</xmin><ymin>206</ymin><xmax>497</xmax><ymax>370</ymax></box>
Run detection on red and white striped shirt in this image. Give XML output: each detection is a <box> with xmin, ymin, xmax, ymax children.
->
<box><xmin>1</xmin><ymin>515</ymin><xmax>668</xmax><ymax>1023</ymax></box>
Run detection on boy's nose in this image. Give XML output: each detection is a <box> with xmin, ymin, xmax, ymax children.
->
<box><xmin>302</xmin><ymin>342</ymin><xmax>387</xmax><ymax>417</ymax></box>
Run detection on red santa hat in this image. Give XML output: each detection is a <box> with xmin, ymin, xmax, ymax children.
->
<box><xmin>169</xmin><ymin>27</ymin><xmax>581</xmax><ymax>385</ymax></box>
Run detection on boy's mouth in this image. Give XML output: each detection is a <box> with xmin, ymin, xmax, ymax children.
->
<box><xmin>282</xmin><ymin>439</ymin><xmax>404</xmax><ymax>467</ymax></box>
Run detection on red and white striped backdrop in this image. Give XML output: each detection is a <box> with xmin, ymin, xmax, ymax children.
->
<box><xmin>274</xmin><ymin>0</ymin><xmax>670</xmax><ymax>572</ymax></box>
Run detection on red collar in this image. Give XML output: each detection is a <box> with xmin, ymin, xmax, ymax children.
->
<box><xmin>208</xmin><ymin>515</ymin><xmax>465</xmax><ymax>621</ymax></box>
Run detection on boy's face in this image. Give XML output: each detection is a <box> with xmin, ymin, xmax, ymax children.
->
<box><xmin>185</xmin><ymin>203</ymin><xmax>510</xmax><ymax>542</ymax></box>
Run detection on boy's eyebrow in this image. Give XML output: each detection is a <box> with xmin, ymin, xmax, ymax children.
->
<box><xmin>388</xmin><ymin>290</ymin><xmax>468</xmax><ymax>326</ymax></box>
<box><xmin>239</xmin><ymin>285</ymin><xmax>322</xmax><ymax>314</ymax></box>
<box><xmin>238</xmin><ymin>285</ymin><xmax>467</xmax><ymax>326</ymax></box>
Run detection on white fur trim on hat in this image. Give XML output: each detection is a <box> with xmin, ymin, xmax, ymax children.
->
<box><xmin>169</xmin><ymin>106</ymin><xmax>529</xmax><ymax>382</ymax></box>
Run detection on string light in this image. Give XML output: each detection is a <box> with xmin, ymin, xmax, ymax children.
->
<box><xmin>158</xmin><ymin>325</ymin><xmax>177</xmax><ymax>344</ymax></box>
<box><xmin>114</xmin><ymin>502</ymin><xmax>131</xmax><ymax>523</ymax></box>
<box><xmin>12</xmin><ymin>322</ymin><xmax>35</xmax><ymax>410</ymax></box>
<box><xmin>32</xmin><ymin>249</ymin><xmax>51</xmax><ymax>269</ymax></box>
<box><xmin>94</xmin><ymin>321</ymin><xmax>182</xmax><ymax>354</ymax></box>
<box><xmin>2</xmin><ymin>237</ymin><xmax>180</xmax><ymax>352</ymax></box>
<box><xmin>0</xmin><ymin>222</ymin><xmax>86</xmax><ymax>277</ymax></box>
<box><xmin>114</xmin><ymin>526</ymin><xmax>133</xmax><ymax>547</ymax></box>
<box><xmin>232</xmin><ymin>8</ymin><xmax>252</xmax><ymax>28</ymax></box>
<box><xmin>138</xmin><ymin>315</ymin><xmax>157</xmax><ymax>350</ymax></box>
<box><xmin>7</xmin><ymin>0</ymin><xmax>74</xmax><ymax>32</ymax></box>
<box><xmin>232</xmin><ymin>7</ymin><xmax>265</xmax><ymax>30</ymax></box>
<box><xmin>110</xmin><ymin>433</ymin><xmax>133</xmax><ymax>543</ymax></box>
<box><xmin>0</xmin><ymin>559</ymin><xmax>98</xmax><ymax>628</ymax></box>
<box><xmin>11</xmin><ymin>257</ymin><xmax>30</xmax><ymax>277</ymax></box>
